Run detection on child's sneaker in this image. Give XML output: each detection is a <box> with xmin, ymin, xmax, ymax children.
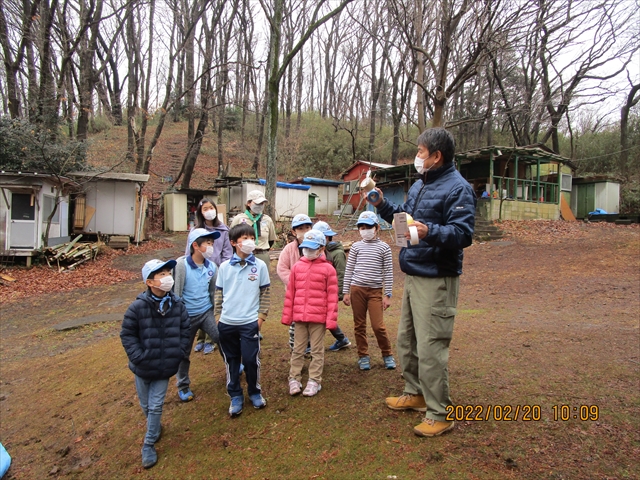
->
<box><xmin>141</xmin><ymin>443</ymin><xmax>157</xmax><ymax>469</ymax></box>
<box><xmin>249</xmin><ymin>393</ymin><xmax>267</xmax><ymax>409</ymax></box>
<box><xmin>194</xmin><ymin>342</ymin><xmax>204</xmax><ymax>352</ymax></box>
<box><xmin>383</xmin><ymin>355</ymin><xmax>396</xmax><ymax>369</ymax></box>
<box><xmin>358</xmin><ymin>356</ymin><xmax>371</xmax><ymax>370</ymax></box>
<box><xmin>289</xmin><ymin>379</ymin><xmax>302</xmax><ymax>396</ymax></box>
<box><xmin>203</xmin><ymin>342</ymin><xmax>215</xmax><ymax>354</ymax></box>
<box><xmin>178</xmin><ymin>388</ymin><xmax>194</xmax><ymax>402</ymax></box>
<box><xmin>229</xmin><ymin>396</ymin><xmax>244</xmax><ymax>417</ymax></box>
<box><xmin>302</xmin><ymin>380</ymin><xmax>321</xmax><ymax>397</ymax></box>
<box><xmin>329</xmin><ymin>337</ymin><xmax>351</xmax><ymax>351</ymax></box>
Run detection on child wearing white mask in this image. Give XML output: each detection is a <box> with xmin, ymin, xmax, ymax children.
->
<box><xmin>215</xmin><ymin>224</ymin><xmax>271</xmax><ymax>417</ymax></box>
<box><xmin>186</xmin><ymin>199</ymin><xmax>233</xmax><ymax>354</ymax></box>
<box><xmin>281</xmin><ymin>229</ymin><xmax>339</xmax><ymax>397</ymax></box>
<box><xmin>120</xmin><ymin>259</ymin><xmax>190</xmax><ymax>469</ymax></box>
<box><xmin>343</xmin><ymin>211</ymin><xmax>396</xmax><ymax>371</ymax></box>
<box><xmin>277</xmin><ymin>214</ymin><xmax>313</xmax><ymax>351</ymax></box>
<box><xmin>173</xmin><ymin>228</ymin><xmax>221</xmax><ymax>402</ymax></box>
<box><xmin>230</xmin><ymin>190</ymin><xmax>277</xmax><ymax>267</ymax></box>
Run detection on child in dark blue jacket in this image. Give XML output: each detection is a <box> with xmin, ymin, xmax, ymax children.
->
<box><xmin>120</xmin><ymin>259</ymin><xmax>191</xmax><ymax>469</ymax></box>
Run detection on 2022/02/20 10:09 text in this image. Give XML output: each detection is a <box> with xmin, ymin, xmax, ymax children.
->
<box><xmin>445</xmin><ymin>404</ymin><xmax>600</xmax><ymax>422</ymax></box>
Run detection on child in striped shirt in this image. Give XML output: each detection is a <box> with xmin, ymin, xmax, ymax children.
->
<box><xmin>343</xmin><ymin>211</ymin><xmax>396</xmax><ymax>371</ymax></box>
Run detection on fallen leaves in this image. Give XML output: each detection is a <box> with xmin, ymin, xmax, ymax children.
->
<box><xmin>0</xmin><ymin>239</ymin><xmax>173</xmax><ymax>303</ymax></box>
<box><xmin>498</xmin><ymin>219</ymin><xmax>639</xmax><ymax>244</ymax></box>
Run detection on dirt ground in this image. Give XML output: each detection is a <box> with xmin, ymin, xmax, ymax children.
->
<box><xmin>0</xmin><ymin>221</ymin><xmax>638</xmax><ymax>479</ymax></box>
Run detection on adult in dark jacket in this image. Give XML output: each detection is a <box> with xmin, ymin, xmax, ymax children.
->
<box><xmin>369</xmin><ymin>128</ymin><xmax>475</xmax><ymax>438</ymax></box>
<box><xmin>120</xmin><ymin>259</ymin><xmax>191</xmax><ymax>469</ymax></box>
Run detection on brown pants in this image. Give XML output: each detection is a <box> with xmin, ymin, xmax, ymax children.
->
<box><xmin>350</xmin><ymin>285</ymin><xmax>392</xmax><ymax>358</ymax></box>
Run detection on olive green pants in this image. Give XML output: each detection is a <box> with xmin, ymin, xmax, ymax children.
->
<box><xmin>397</xmin><ymin>275</ymin><xmax>459</xmax><ymax>422</ymax></box>
<box><xmin>254</xmin><ymin>251</ymin><xmax>271</xmax><ymax>269</ymax></box>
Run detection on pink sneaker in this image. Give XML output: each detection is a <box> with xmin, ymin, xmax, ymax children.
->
<box><xmin>302</xmin><ymin>380</ymin><xmax>321</xmax><ymax>397</ymax></box>
<box><xmin>289</xmin><ymin>379</ymin><xmax>302</xmax><ymax>396</ymax></box>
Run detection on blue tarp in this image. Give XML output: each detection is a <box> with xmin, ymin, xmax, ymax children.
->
<box><xmin>257</xmin><ymin>179</ymin><xmax>310</xmax><ymax>191</ymax></box>
<box><xmin>301</xmin><ymin>177</ymin><xmax>344</xmax><ymax>186</ymax></box>
<box><xmin>589</xmin><ymin>208</ymin><xmax>608</xmax><ymax>215</ymax></box>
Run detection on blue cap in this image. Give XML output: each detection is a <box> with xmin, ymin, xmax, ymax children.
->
<box><xmin>313</xmin><ymin>221</ymin><xmax>337</xmax><ymax>237</ymax></box>
<box><xmin>292</xmin><ymin>214</ymin><xmax>313</xmax><ymax>228</ymax></box>
<box><xmin>142</xmin><ymin>259</ymin><xmax>177</xmax><ymax>282</ymax></box>
<box><xmin>357</xmin><ymin>211</ymin><xmax>379</xmax><ymax>226</ymax></box>
<box><xmin>187</xmin><ymin>228</ymin><xmax>220</xmax><ymax>248</ymax></box>
<box><xmin>299</xmin><ymin>229</ymin><xmax>327</xmax><ymax>249</ymax></box>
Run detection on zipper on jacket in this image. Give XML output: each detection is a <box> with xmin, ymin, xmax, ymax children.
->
<box><xmin>412</xmin><ymin>182</ymin><xmax>427</xmax><ymax>217</ymax></box>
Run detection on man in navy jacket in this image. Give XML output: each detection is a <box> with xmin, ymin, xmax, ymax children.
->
<box><xmin>369</xmin><ymin>127</ymin><xmax>475</xmax><ymax>437</ymax></box>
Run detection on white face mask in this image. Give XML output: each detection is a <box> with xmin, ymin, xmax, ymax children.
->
<box><xmin>250</xmin><ymin>203</ymin><xmax>265</xmax><ymax>215</ymax></box>
<box><xmin>203</xmin><ymin>210</ymin><xmax>217</xmax><ymax>221</ymax></box>
<box><xmin>203</xmin><ymin>245</ymin><xmax>215</xmax><ymax>259</ymax></box>
<box><xmin>296</xmin><ymin>232</ymin><xmax>306</xmax><ymax>242</ymax></box>
<box><xmin>239</xmin><ymin>239</ymin><xmax>256</xmax><ymax>254</ymax></box>
<box><xmin>302</xmin><ymin>248</ymin><xmax>321</xmax><ymax>260</ymax></box>
<box><xmin>359</xmin><ymin>229</ymin><xmax>376</xmax><ymax>241</ymax></box>
<box><xmin>156</xmin><ymin>276</ymin><xmax>174</xmax><ymax>292</ymax></box>
<box><xmin>414</xmin><ymin>155</ymin><xmax>425</xmax><ymax>175</ymax></box>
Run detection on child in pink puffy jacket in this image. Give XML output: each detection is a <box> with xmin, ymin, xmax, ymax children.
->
<box><xmin>281</xmin><ymin>229</ymin><xmax>339</xmax><ymax>397</ymax></box>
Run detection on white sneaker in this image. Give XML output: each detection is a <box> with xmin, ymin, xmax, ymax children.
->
<box><xmin>302</xmin><ymin>380</ymin><xmax>321</xmax><ymax>397</ymax></box>
<box><xmin>289</xmin><ymin>379</ymin><xmax>302</xmax><ymax>396</ymax></box>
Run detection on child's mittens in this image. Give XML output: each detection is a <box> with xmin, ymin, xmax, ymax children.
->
<box><xmin>326</xmin><ymin>318</ymin><xmax>338</xmax><ymax>331</ymax></box>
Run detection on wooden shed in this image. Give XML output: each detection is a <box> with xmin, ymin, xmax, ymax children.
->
<box><xmin>455</xmin><ymin>145</ymin><xmax>577</xmax><ymax>221</ymax></box>
<box><xmin>69</xmin><ymin>171</ymin><xmax>150</xmax><ymax>242</ymax></box>
<box><xmin>340</xmin><ymin>161</ymin><xmax>395</xmax><ymax>212</ymax></box>
<box><xmin>0</xmin><ymin>172</ymin><xmax>75</xmax><ymax>265</ymax></box>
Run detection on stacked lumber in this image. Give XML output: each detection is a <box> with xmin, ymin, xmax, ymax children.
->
<box><xmin>108</xmin><ymin>235</ymin><xmax>130</xmax><ymax>249</ymax></box>
<box><xmin>43</xmin><ymin>235</ymin><xmax>102</xmax><ymax>271</ymax></box>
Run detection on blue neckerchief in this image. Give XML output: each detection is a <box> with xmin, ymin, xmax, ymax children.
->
<box><xmin>229</xmin><ymin>253</ymin><xmax>256</xmax><ymax>266</ymax></box>
<box><xmin>151</xmin><ymin>292</ymin><xmax>172</xmax><ymax>313</ymax></box>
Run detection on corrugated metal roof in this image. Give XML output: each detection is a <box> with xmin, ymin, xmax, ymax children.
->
<box><xmin>455</xmin><ymin>145</ymin><xmax>577</xmax><ymax>169</ymax></box>
<box><xmin>340</xmin><ymin>160</ymin><xmax>395</xmax><ymax>177</ymax></box>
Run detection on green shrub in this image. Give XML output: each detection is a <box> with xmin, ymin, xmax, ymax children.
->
<box><xmin>0</xmin><ymin>118</ymin><xmax>87</xmax><ymax>173</ymax></box>
<box><xmin>620</xmin><ymin>179</ymin><xmax>640</xmax><ymax>214</ymax></box>
<box><xmin>89</xmin><ymin>115</ymin><xmax>112</xmax><ymax>134</ymax></box>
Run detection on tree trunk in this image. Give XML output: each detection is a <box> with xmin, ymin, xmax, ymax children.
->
<box><xmin>76</xmin><ymin>0</ymin><xmax>104</xmax><ymax>141</ymax></box>
<box><xmin>37</xmin><ymin>0</ymin><xmax>59</xmax><ymax>132</ymax></box>
<box><xmin>185</xmin><ymin>3</ymin><xmax>195</xmax><ymax>143</ymax></box>
<box><xmin>126</xmin><ymin>2</ymin><xmax>139</xmax><ymax>167</ymax></box>
<box><xmin>620</xmin><ymin>83</ymin><xmax>639</xmax><ymax>175</ymax></box>
<box><xmin>414</xmin><ymin>0</ymin><xmax>425</xmax><ymax>132</ymax></box>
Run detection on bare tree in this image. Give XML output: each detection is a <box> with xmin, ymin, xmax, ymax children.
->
<box><xmin>0</xmin><ymin>0</ymin><xmax>41</xmax><ymax>118</ymax></box>
<box><xmin>536</xmin><ymin>0</ymin><xmax>637</xmax><ymax>153</ymax></box>
<box><xmin>620</xmin><ymin>75</ymin><xmax>640</xmax><ymax>175</ymax></box>
<box><xmin>76</xmin><ymin>0</ymin><xmax>104</xmax><ymax>140</ymax></box>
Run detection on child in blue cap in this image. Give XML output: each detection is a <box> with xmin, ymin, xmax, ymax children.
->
<box><xmin>281</xmin><ymin>229</ymin><xmax>339</xmax><ymax>396</ymax></box>
<box><xmin>120</xmin><ymin>259</ymin><xmax>191</xmax><ymax>469</ymax></box>
<box><xmin>314</xmin><ymin>221</ymin><xmax>351</xmax><ymax>351</ymax></box>
<box><xmin>343</xmin><ymin>211</ymin><xmax>396</xmax><ymax>371</ymax></box>
<box><xmin>173</xmin><ymin>228</ymin><xmax>222</xmax><ymax>402</ymax></box>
